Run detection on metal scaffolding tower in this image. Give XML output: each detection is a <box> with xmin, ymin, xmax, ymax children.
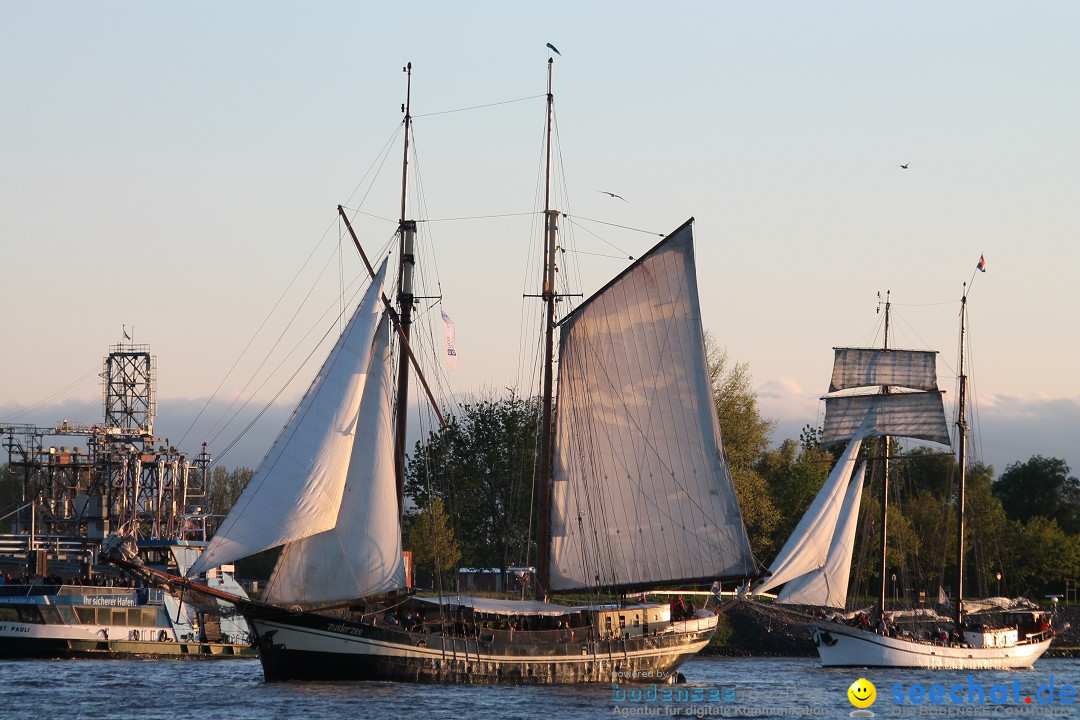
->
<box><xmin>1</xmin><ymin>341</ymin><xmax>204</xmax><ymax>556</ymax></box>
<box><xmin>102</xmin><ymin>343</ymin><xmax>155</xmax><ymax>436</ymax></box>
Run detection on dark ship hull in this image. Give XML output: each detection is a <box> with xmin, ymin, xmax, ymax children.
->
<box><xmin>247</xmin><ymin>606</ymin><xmax>717</xmax><ymax>684</ymax></box>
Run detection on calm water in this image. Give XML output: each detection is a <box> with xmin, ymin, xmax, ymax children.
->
<box><xmin>3</xmin><ymin>656</ymin><xmax>1080</xmax><ymax>719</ymax></box>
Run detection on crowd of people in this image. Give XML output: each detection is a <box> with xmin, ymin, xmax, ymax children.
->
<box><xmin>0</xmin><ymin>572</ymin><xmax>135</xmax><ymax>588</ymax></box>
<box><xmin>377</xmin><ymin>606</ymin><xmax>586</xmax><ymax>643</ymax></box>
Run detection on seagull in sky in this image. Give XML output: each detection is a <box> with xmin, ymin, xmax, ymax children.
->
<box><xmin>600</xmin><ymin>191</ymin><xmax>628</xmax><ymax>202</ymax></box>
<box><xmin>898</xmin><ymin>163</ymin><xmax>910</xmax><ymax>169</ymax></box>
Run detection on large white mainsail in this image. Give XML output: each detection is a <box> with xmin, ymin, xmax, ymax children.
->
<box><xmin>263</xmin><ymin>314</ymin><xmax>404</xmax><ymax>606</ymax></box>
<box><xmin>189</xmin><ymin>260</ymin><xmax>389</xmax><ymax>577</ymax></box>
<box><xmin>548</xmin><ymin>220</ymin><xmax>755</xmax><ymax>591</ymax></box>
<box><xmin>773</xmin><ymin>462</ymin><xmax>865</xmax><ymax>608</ymax></box>
<box><xmin>754</xmin><ymin>431</ymin><xmax>865</xmax><ymax>597</ymax></box>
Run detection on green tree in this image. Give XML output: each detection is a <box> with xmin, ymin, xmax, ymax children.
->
<box><xmin>406</xmin><ymin>498</ymin><xmax>462</xmax><ymax>587</ymax></box>
<box><xmin>755</xmin><ymin>438</ymin><xmax>831</xmax><ymax>557</ymax></box>
<box><xmin>993</xmin><ymin>456</ymin><xmax>1080</xmax><ymax>533</ymax></box>
<box><xmin>899</xmin><ymin>446</ymin><xmax>955</xmax><ymax>497</ymax></box>
<box><xmin>405</xmin><ymin>392</ymin><xmax>539</xmax><ymax>571</ymax></box>
<box><xmin>963</xmin><ymin>462</ymin><xmax>1012</xmax><ymax>597</ymax></box>
<box><xmin>204</xmin><ymin>466</ymin><xmax>253</xmax><ymax>521</ymax></box>
<box><xmin>707</xmin><ymin>336</ymin><xmax>774</xmax><ymax>469</ymax></box>
<box><xmin>1004</xmin><ymin>516</ymin><xmax>1080</xmax><ymax>597</ymax></box>
<box><xmin>706</xmin><ymin>333</ymin><xmax>778</xmax><ymax>559</ymax></box>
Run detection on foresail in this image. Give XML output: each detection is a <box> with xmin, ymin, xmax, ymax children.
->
<box><xmin>830</xmin><ymin>348</ymin><xmax>939</xmax><ymax>393</ymax></box>
<box><xmin>548</xmin><ymin>220</ymin><xmax>755</xmax><ymax>592</ymax></box>
<box><xmin>774</xmin><ymin>462</ymin><xmax>865</xmax><ymax>608</ymax></box>
<box><xmin>822</xmin><ymin>392</ymin><xmax>950</xmax><ymax>447</ymax></box>
<box><xmin>188</xmin><ymin>260</ymin><xmax>389</xmax><ymax>576</ymax></box>
<box><xmin>755</xmin><ymin>433</ymin><xmax>864</xmax><ymax>596</ymax></box>
<box><xmin>263</xmin><ymin>315</ymin><xmax>404</xmax><ymax>606</ymax></box>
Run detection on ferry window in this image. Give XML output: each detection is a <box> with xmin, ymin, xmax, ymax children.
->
<box><xmin>618</xmin><ymin>615</ymin><xmax>626</xmax><ymax>630</ymax></box>
<box><xmin>39</xmin><ymin>605</ymin><xmax>63</xmax><ymax>624</ymax></box>
<box><xmin>76</xmin><ymin>607</ymin><xmax>96</xmax><ymax>624</ymax></box>
<box><xmin>112</xmin><ymin>609</ymin><xmax>127</xmax><ymax>626</ymax></box>
<box><xmin>57</xmin><ymin>606</ymin><xmax>79</xmax><ymax>624</ymax></box>
<box><xmin>16</xmin><ymin>606</ymin><xmax>44</xmax><ymax>624</ymax></box>
<box><xmin>97</xmin><ymin>608</ymin><xmax>112</xmax><ymax>625</ymax></box>
<box><xmin>0</xmin><ymin>607</ymin><xmax>18</xmax><ymax>622</ymax></box>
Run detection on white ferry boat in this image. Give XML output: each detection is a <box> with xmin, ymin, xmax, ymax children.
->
<box><xmin>0</xmin><ymin>540</ymin><xmax>254</xmax><ymax>659</ymax></box>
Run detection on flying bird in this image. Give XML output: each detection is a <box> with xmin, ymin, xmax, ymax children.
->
<box><xmin>546</xmin><ymin>43</ymin><xmax>561</xmax><ymax>56</ymax></box>
<box><xmin>600</xmin><ymin>191</ymin><xmax>628</xmax><ymax>202</ymax></box>
<box><xmin>899</xmin><ymin>163</ymin><xmax>910</xmax><ymax>169</ymax></box>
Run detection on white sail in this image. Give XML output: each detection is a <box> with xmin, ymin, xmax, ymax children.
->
<box><xmin>775</xmin><ymin>462</ymin><xmax>865</xmax><ymax>608</ymax></box>
<box><xmin>830</xmin><ymin>348</ymin><xmax>940</xmax><ymax>393</ymax></box>
<box><xmin>755</xmin><ymin>433</ymin><xmax>865</xmax><ymax>596</ymax></box>
<box><xmin>189</xmin><ymin>260</ymin><xmax>389</xmax><ymax>576</ymax></box>
<box><xmin>548</xmin><ymin>220</ymin><xmax>755</xmax><ymax>591</ymax></box>
<box><xmin>263</xmin><ymin>315</ymin><xmax>404</xmax><ymax>606</ymax></box>
<box><xmin>822</xmin><ymin>392</ymin><xmax>950</xmax><ymax>447</ymax></box>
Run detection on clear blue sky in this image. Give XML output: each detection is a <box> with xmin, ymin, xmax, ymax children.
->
<box><xmin>2</xmin><ymin>1</ymin><xmax>1077</xmax><ymax>475</ymax></box>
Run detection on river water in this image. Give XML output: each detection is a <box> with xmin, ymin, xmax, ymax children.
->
<box><xmin>3</xmin><ymin>656</ymin><xmax>1080</xmax><ymax>719</ymax></box>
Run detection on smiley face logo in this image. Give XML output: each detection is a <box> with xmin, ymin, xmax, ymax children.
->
<box><xmin>848</xmin><ymin>678</ymin><xmax>876</xmax><ymax>708</ymax></box>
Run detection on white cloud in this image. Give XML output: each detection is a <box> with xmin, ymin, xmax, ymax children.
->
<box><xmin>758</xmin><ymin>378</ymin><xmax>804</xmax><ymax>399</ymax></box>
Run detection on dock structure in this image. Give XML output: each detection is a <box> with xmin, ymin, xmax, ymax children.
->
<box><xmin>1</xmin><ymin>340</ymin><xmax>207</xmax><ymax>575</ymax></box>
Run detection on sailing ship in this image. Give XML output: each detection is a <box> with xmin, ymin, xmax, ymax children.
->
<box><xmin>753</xmin><ymin>291</ymin><xmax>1053</xmax><ymax>669</ymax></box>
<box><xmin>104</xmin><ymin>57</ymin><xmax>756</xmax><ymax>683</ymax></box>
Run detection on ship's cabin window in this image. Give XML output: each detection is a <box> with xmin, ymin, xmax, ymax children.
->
<box><xmin>140</xmin><ymin>548</ymin><xmax>180</xmax><ymax>574</ymax></box>
<box><xmin>39</xmin><ymin>605</ymin><xmax>63</xmax><ymax>624</ymax></box>
<box><xmin>1</xmin><ymin>606</ymin><xmax>45</xmax><ymax>624</ymax></box>
<box><xmin>56</xmin><ymin>606</ymin><xmax>79</xmax><ymax>624</ymax></box>
<box><xmin>135</xmin><ymin>608</ymin><xmax>161</xmax><ymax>627</ymax></box>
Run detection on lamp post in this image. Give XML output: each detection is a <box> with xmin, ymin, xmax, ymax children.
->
<box><xmin>996</xmin><ymin>572</ymin><xmax>1002</xmax><ymax>597</ymax></box>
<box><xmin>891</xmin><ymin>573</ymin><xmax>897</xmax><ymax>606</ymax></box>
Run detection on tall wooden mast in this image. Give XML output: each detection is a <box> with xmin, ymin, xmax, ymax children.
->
<box><xmin>878</xmin><ymin>291</ymin><xmax>891</xmax><ymax>618</ymax></box>
<box><xmin>394</xmin><ymin>62</ymin><xmax>415</xmax><ymax>514</ymax></box>
<box><xmin>536</xmin><ymin>56</ymin><xmax>557</xmax><ymax>600</ymax></box>
<box><xmin>954</xmin><ymin>287</ymin><xmax>969</xmax><ymax>628</ymax></box>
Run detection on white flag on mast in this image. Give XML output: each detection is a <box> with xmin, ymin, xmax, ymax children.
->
<box><xmin>441</xmin><ymin>308</ymin><xmax>461</xmax><ymax>371</ymax></box>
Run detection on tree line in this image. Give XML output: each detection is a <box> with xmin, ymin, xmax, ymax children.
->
<box><xmin>6</xmin><ymin>341</ymin><xmax>1074</xmax><ymax>603</ymax></box>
